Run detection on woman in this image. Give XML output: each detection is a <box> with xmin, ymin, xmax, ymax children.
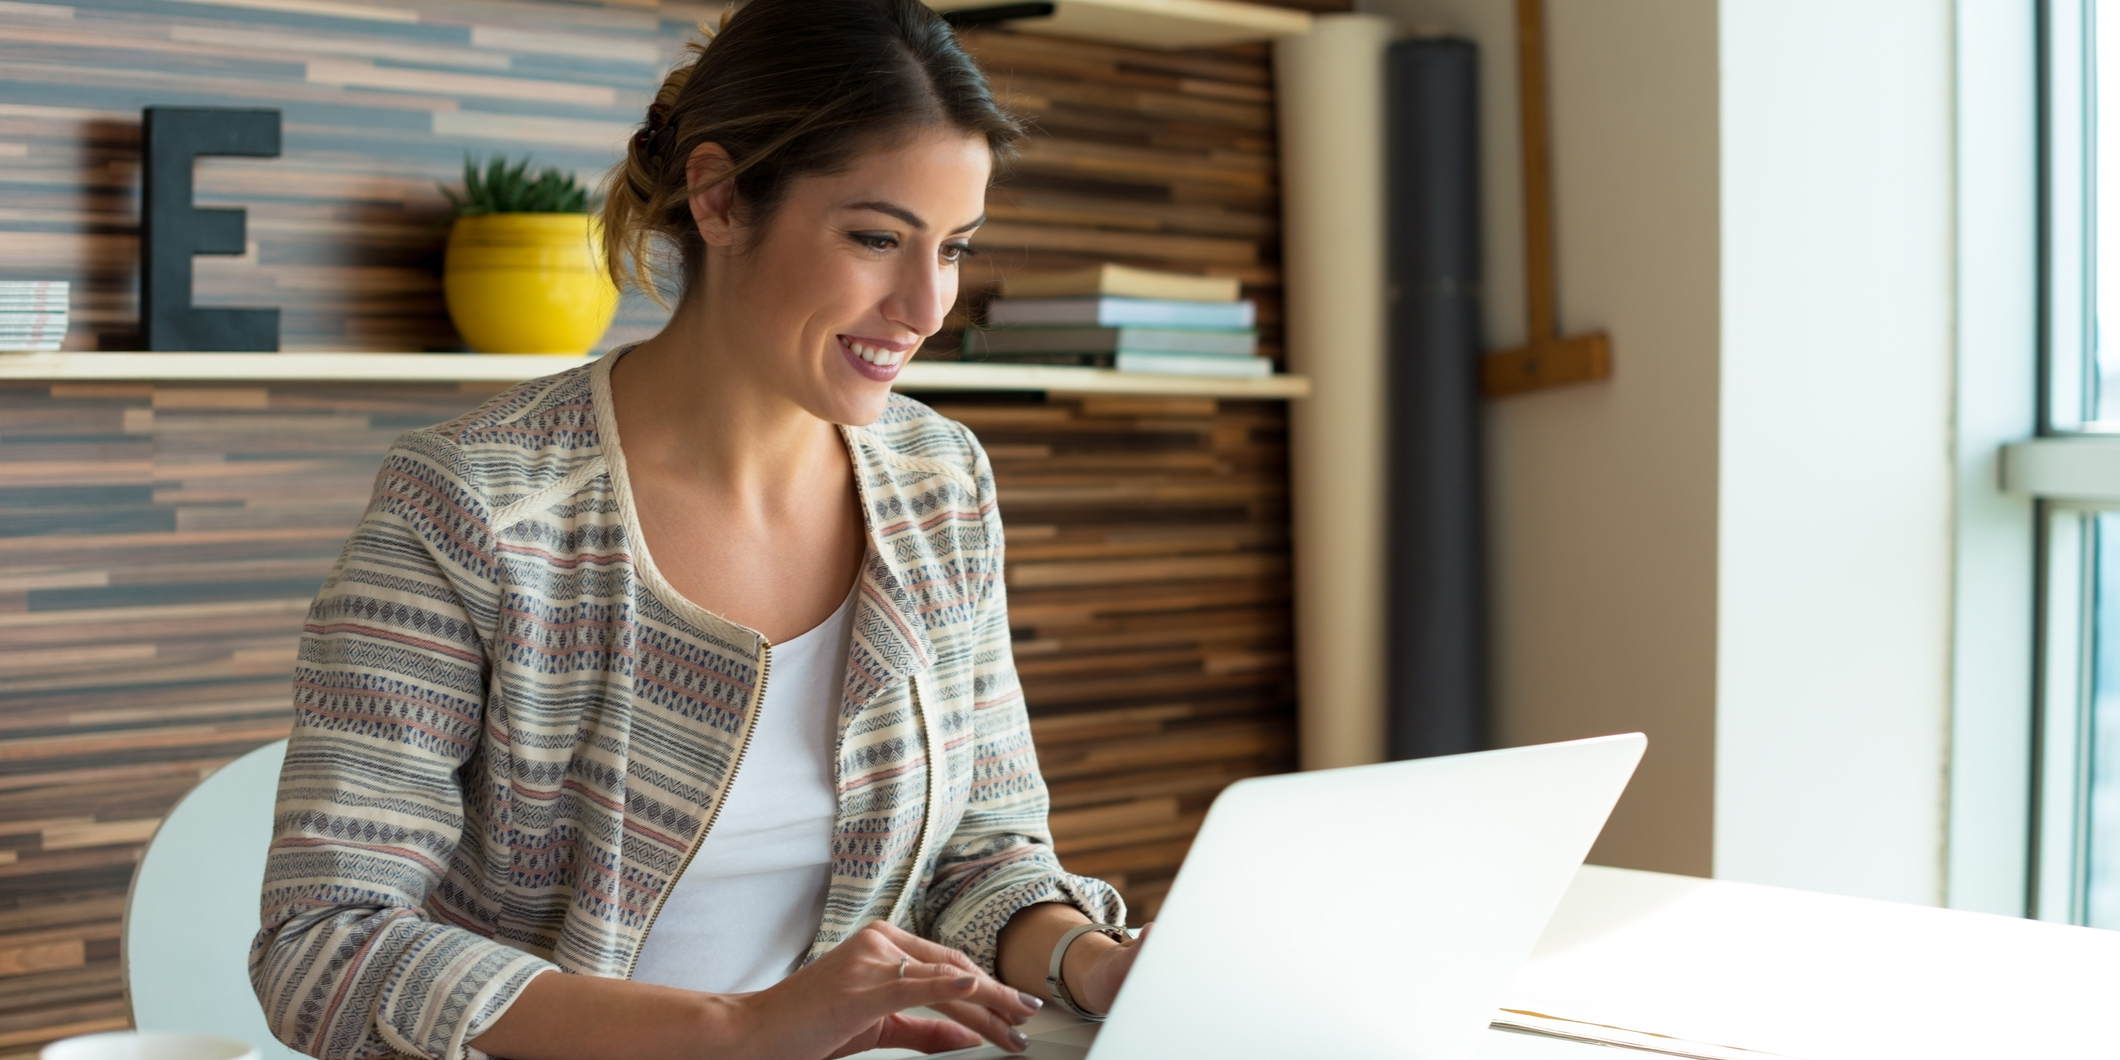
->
<box><xmin>249</xmin><ymin>2</ymin><xmax>1145</xmax><ymax>1057</ymax></box>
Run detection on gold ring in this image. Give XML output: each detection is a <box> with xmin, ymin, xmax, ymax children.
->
<box><xmin>897</xmin><ymin>955</ymin><xmax>910</xmax><ymax>979</ymax></box>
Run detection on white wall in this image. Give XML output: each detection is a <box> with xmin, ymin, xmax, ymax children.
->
<box><xmin>1363</xmin><ymin>0</ymin><xmax>1721</xmax><ymax>876</ymax></box>
<box><xmin>1715</xmin><ymin>0</ymin><xmax>1957</xmax><ymax>904</ymax></box>
<box><xmin>1361</xmin><ymin>0</ymin><xmax>1984</xmax><ymax>902</ymax></box>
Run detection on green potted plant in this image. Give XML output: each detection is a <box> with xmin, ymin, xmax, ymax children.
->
<box><xmin>441</xmin><ymin>157</ymin><xmax>618</xmax><ymax>355</ymax></box>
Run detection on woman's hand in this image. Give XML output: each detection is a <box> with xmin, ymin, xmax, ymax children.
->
<box><xmin>994</xmin><ymin>903</ymin><xmax>1149</xmax><ymax>1019</ymax></box>
<box><xmin>1065</xmin><ymin>923</ymin><xmax>1149</xmax><ymax>1016</ymax></box>
<box><xmin>735</xmin><ymin>921</ymin><xmax>1043</xmax><ymax>1060</ymax></box>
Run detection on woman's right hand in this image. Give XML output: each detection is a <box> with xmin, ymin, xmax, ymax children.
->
<box><xmin>732</xmin><ymin>921</ymin><xmax>1042</xmax><ymax>1060</ymax></box>
<box><xmin>469</xmin><ymin>921</ymin><xmax>1040</xmax><ymax>1060</ymax></box>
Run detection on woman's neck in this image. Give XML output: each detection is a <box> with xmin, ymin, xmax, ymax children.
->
<box><xmin>610</xmin><ymin>291</ymin><xmax>844</xmax><ymax>502</ymax></box>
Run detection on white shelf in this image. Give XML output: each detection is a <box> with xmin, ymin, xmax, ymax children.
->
<box><xmin>0</xmin><ymin>352</ymin><xmax>1310</xmax><ymax>399</ymax></box>
<box><xmin>928</xmin><ymin>0</ymin><xmax>1312</xmax><ymax>49</ymax></box>
<box><xmin>0</xmin><ymin>351</ymin><xmax>596</xmax><ymax>383</ymax></box>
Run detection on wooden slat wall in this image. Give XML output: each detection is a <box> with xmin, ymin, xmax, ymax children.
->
<box><xmin>0</xmin><ymin>0</ymin><xmax>1340</xmax><ymax>1050</ymax></box>
<box><xmin>930</xmin><ymin>394</ymin><xmax>1293</xmax><ymax>920</ymax></box>
<box><xmin>0</xmin><ymin>383</ymin><xmax>1292</xmax><ymax>1054</ymax></box>
<box><xmin>0</xmin><ymin>0</ymin><xmax>704</xmax><ymax>352</ymax></box>
<box><xmin>0</xmin><ymin>1</ymin><xmax>1308</xmax><ymax>363</ymax></box>
<box><xmin>0</xmin><ymin>380</ymin><xmax>507</xmax><ymax>1054</ymax></box>
<box><xmin>948</xmin><ymin>30</ymin><xmax>1286</xmax><ymax>363</ymax></box>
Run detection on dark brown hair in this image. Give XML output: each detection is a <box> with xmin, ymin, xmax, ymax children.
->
<box><xmin>601</xmin><ymin>0</ymin><xmax>1023</xmax><ymax>302</ymax></box>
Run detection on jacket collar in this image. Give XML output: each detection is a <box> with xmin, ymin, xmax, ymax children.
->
<box><xmin>587</xmin><ymin>351</ymin><xmax>936</xmax><ymax>696</ymax></box>
<box><xmin>839</xmin><ymin>422</ymin><xmax>939</xmax><ymax>701</ymax></box>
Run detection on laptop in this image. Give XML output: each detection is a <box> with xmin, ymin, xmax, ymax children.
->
<box><xmin>933</xmin><ymin>733</ymin><xmax>1646</xmax><ymax>1060</ymax></box>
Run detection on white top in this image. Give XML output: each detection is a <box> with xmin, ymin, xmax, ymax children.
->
<box><xmin>629</xmin><ymin>589</ymin><xmax>855</xmax><ymax>994</ymax></box>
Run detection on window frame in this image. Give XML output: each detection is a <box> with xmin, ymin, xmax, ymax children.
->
<box><xmin>2006</xmin><ymin>0</ymin><xmax>2120</xmax><ymax>927</ymax></box>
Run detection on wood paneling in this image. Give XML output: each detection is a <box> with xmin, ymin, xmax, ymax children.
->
<box><xmin>0</xmin><ymin>379</ymin><xmax>504</xmax><ymax>1057</ymax></box>
<box><xmin>0</xmin><ymin>382</ymin><xmax>1291</xmax><ymax>1052</ymax></box>
<box><xmin>949</xmin><ymin>29</ymin><xmax>1286</xmax><ymax>364</ymax></box>
<box><xmin>0</xmin><ymin>0</ymin><xmax>1311</xmax><ymax>1050</ymax></box>
<box><xmin>932</xmin><ymin>394</ymin><xmax>1295</xmax><ymax>920</ymax></box>
<box><xmin>0</xmin><ymin>2</ymin><xmax>1301</xmax><ymax>365</ymax></box>
<box><xmin>0</xmin><ymin>0</ymin><xmax>705</xmax><ymax>353</ymax></box>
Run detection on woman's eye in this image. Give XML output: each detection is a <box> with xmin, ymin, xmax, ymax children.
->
<box><xmin>941</xmin><ymin>242</ymin><xmax>977</xmax><ymax>264</ymax></box>
<box><xmin>852</xmin><ymin>233</ymin><xmax>897</xmax><ymax>252</ymax></box>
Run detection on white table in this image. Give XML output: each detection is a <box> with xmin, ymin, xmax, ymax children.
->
<box><xmin>852</xmin><ymin>1004</ymin><xmax>1607</xmax><ymax>1059</ymax></box>
<box><xmin>869</xmin><ymin>864</ymin><xmax>2120</xmax><ymax>1059</ymax></box>
<box><xmin>1498</xmin><ymin>864</ymin><xmax>2120</xmax><ymax>1059</ymax></box>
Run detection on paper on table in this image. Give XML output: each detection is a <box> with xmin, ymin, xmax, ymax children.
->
<box><xmin>1490</xmin><ymin>1010</ymin><xmax>1807</xmax><ymax>1060</ymax></box>
<box><xmin>1501</xmin><ymin>866</ymin><xmax>2120</xmax><ymax>1060</ymax></box>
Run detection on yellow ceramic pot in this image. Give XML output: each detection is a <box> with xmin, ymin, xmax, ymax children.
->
<box><xmin>444</xmin><ymin>213</ymin><xmax>618</xmax><ymax>355</ymax></box>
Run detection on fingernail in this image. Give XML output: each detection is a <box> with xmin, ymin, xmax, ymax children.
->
<box><xmin>953</xmin><ymin>976</ymin><xmax>975</xmax><ymax>989</ymax></box>
<box><xmin>1017</xmin><ymin>990</ymin><xmax>1043</xmax><ymax>1009</ymax></box>
<box><xmin>1007</xmin><ymin>1029</ymin><xmax>1028</xmax><ymax>1050</ymax></box>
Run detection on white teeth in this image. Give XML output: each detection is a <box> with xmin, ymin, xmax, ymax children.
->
<box><xmin>848</xmin><ymin>340</ymin><xmax>902</xmax><ymax>367</ymax></box>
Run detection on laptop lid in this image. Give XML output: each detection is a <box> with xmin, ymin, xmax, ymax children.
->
<box><xmin>1086</xmin><ymin>733</ymin><xmax>1646</xmax><ymax>1060</ymax></box>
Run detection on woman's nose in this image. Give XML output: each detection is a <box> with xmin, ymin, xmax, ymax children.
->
<box><xmin>883</xmin><ymin>257</ymin><xmax>954</xmax><ymax>337</ymax></box>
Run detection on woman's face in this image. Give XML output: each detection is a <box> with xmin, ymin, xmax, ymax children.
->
<box><xmin>708</xmin><ymin>128</ymin><xmax>991</xmax><ymax>426</ymax></box>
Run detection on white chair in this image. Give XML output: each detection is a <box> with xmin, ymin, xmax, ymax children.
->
<box><xmin>123</xmin><ymin>740</ymin><xmax>303</xmax><ymax>1060</ymax></box>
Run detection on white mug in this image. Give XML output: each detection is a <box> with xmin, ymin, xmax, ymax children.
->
<box><xmin>41</xmin><ymin>1032</ymin><xmax>258</xmax><ymax>1060</ymax></box>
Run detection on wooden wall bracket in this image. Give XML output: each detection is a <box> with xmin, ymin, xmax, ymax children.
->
<box><xmin>1483</xmin><ymin>331</ymin><xmax>1611</xmax><ymax>397</ymax></box>
<box><xmin>1481</xmin><ymin>0</ymin><xmax>1611</xmax><ymax>400</ymax></box>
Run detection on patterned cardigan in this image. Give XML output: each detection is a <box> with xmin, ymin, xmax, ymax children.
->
<box><xmin>250</xmin><ymin>353</ymin><xmax>1123</xmax><ymax>1060</ymax></box>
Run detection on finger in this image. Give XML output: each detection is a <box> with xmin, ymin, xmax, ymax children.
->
<box><xmin>866</xmin><ymin>1014</ymin><xmax>983</xmax><ymax>1055</ymax></box>
<box><xmin>870</xmin><ymin>923</ymin><xmax>985</xmax><ymax>975</ymax></box>
<box><xmin>870</xmin><ymin>925</ymin><xmax>1039</xmax><ymax>1022</ymax></box>
<box><xmin>897</xmin><ymin>959</ymin><xmax>968</xmax><ymax>983</ymax></box>
<box><xmin>927</xmin><ymin>997</ymin><xmax>1032</xmax><ymax>1053</ymax></box>
<box><xmin>950</xmin><ymin>973</ymin><xmax>1043</xmax><ymax>1023</ymax></box>
<box><xmin>896</xmin><ymin>960</ymin><xmax>1038</xmax><ymax>1023</ymax></box>
<box><xmin>882</xmin><ymin>970</ymin><xmax>982</xmax><ymax>1013</ymax></box>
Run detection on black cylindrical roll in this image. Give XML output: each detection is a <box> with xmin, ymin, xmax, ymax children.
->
<box><xmin>1386</xmin><ymin>38</ymin><xmax>1486</xmax><ymax>760</ymax></box>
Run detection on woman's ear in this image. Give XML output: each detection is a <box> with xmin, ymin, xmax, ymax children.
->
<box><xmin>686</xmin><ymin>142</ymin><xmax>740</xmax><ymax>247</ymax></box>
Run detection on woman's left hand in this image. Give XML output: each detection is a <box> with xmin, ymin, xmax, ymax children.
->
<box><xmin>1068</xmin><ymin>923</ymin><xmax>1150</xmax><ymax>1017</ymax></box>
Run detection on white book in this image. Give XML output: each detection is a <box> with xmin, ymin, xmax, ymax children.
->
<box><xmin>987</xmin><ymin>296</ymin><xmax>1256</xmax><ymax>329</ymax></box>
<box><xmin>967</xmin><ymin>326</ymin><xmax>1258</xmax><ymax>357</ymax></box>
<box><xmin>997</xmin><ymin>264</ymin><xmax>1241</xmax><ymax>303</ymax></box>
<box><xmin>1114</xmin><ymin>351</ymin><xmax>1273</xmax><ymax>378</ymax></box>
<box><xmin>0</xmin><ymin>312</ymin><xmax>70</xmax><ymax>326</ymax></box>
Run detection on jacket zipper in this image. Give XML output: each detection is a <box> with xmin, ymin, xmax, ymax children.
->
<box><xmin>623</xmin><ymin>639</ymin><xmax>772</xmax><ymax>979</ymax></box>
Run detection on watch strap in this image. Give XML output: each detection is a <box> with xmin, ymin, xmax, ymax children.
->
<box><xmin>1045</xmin><ymin>922</ymin><xmax>1129</xmax><ymax>1021</ymax></box>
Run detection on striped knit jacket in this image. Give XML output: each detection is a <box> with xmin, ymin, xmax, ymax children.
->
<box><xmin>250</xmin><ymin>353</ymin><xmax>1124</xmax><ymax>1060</ymax></box>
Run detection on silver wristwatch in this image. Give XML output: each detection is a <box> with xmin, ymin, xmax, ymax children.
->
<box><xmin>1045</xmin><ymin>922</ymin><xmax>1129</xmax><ymax>1021</ymax></box>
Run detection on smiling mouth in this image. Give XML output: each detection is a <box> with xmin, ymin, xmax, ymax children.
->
<box><xmin>841</xmin><ymin>336</ymin><xmax>911</xmax><ymax>368</ymax></box>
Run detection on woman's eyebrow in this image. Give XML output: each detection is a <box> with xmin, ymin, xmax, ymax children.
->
<box><xmin>846</xmin><ymin>201</ymin><xmax>986</xmax><ymax>233</ymax></box>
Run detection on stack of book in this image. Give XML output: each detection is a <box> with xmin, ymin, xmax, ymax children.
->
<box><xmin>966</xmin><ymin>265</ymin><xmax>1267</xmax><ymax>378</ymax></box>
<box><xmin>0</xmin><ymin>281</ymin><xmax>68</xmax><ymax>352</ymax></box>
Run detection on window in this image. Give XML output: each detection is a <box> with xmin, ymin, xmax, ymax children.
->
<box><xmin>2024</xmin><ymin>0</ymin><xmax>2120</xmax><ymax>929</ymax></box>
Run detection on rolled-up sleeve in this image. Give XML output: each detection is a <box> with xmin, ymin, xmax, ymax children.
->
<box><xmin>917</xmin><ymin>432</ymin><xmax>1127</xmax><ymax>971</ymax></box>
<box><xmin>250</xmin><ymin>438</ymin><xmax>554</xmax><ymax>1060</ymax></box>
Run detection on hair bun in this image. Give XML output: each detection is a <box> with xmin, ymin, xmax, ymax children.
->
<box><xmin>634</xmin><ymin>103</ymin><xmax>676</xmax><ymax>160</ymax></box>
